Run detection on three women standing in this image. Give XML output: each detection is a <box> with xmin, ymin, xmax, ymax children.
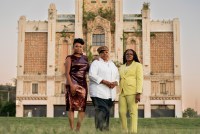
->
<box><xmin>65</xmin><ymin>39</ymin><xmax>143</xmax><ymax>133</ymax></box>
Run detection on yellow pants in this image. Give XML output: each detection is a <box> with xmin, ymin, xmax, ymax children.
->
<box><xmin>119</xmin><ymin>93</ymin><xmax>138</xmax><ymax>133</ymax></box>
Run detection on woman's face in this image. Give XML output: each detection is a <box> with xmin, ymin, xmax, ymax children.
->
<box><xmin>73</xmin><ymin>43</ymin><xmax>83</xmax><ymax>54</ymax></box>
<box><xmin>125</xmin><ymin>50</ymin><xmax>134</xmax><ymax>62</ymax></box>
<box><xmin>100</xmin><ymin>50</ymin><xmax>109</xmax><ymax>61</ymax></box>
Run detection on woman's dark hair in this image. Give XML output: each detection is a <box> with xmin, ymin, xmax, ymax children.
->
<box><xmin>123</xmin><ymin>49</ymin><xmax>140</xmax><ymax>64</ymax></box>
<box><xmin>73</xmin><ymin>38</ymin><xmax>84</xmax><ymax>46</ymax></box>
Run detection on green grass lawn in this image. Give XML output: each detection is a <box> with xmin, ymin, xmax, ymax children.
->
<box><xmin>0</xmin><ymin>117</ymin><xmax>200</xmax><ymax>134</ymax></box>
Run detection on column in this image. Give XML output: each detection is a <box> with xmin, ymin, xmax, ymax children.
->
<box><xmin>142</xmin><ymin>5</ymin><xmax>151</xmax><ymax>118</ymax></box>
<box><xmin>17</xmin><ymin>16</ymin><xmax>26</xmax><ymax>96</ymax></box>
<box><xmin>142</xmin><ymin>6</ymin><xmax>151</xmax><ymax>75</ymax></box>
<box><xmin>115</xmin><ymin>0</ymin><xmax>123</xmax><ymax>62</ymax></box>
<box><xmin>16</xmin><ymin>16</ymin><xmax>26</xmax><ymax>117</ymax></box>
<box><xmin>47</xmin><ymin>3</ymin><xmax>57</xmax><ymax>117</ymax></box>
<box><xmin>75</xmin><ymin>0</ymin><xmax>83</xmax><ymax>38</ymax></box>
<box><xmin>173</xmin><ymin>18</ymin><xmax>182</xmax><ymax>117</ymax></box>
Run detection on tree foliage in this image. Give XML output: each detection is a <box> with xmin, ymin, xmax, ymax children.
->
<box><xmin>0</xmin><ymin>102</ymin><xmax>16</xmax><ymax>116</ymax></box>
<box><xmin>183</xmin><ymin>108</ymin><xmax>198</xmax><ymax>118</ymax></box>
<box><xmin>0</xmin><ymin>84</ymin><xmax>16</xmax><ymax>116</ymax></box>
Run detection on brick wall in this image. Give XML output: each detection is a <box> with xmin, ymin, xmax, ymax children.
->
<box><xmin>24</xmin><ymin>32</ymin><xmax>47</xmax><ymax>74</ymax></box>
<box><xmin>150</xmin><ymin>32</ymin><xmax>174</xmax><ymax>73</ymax></box>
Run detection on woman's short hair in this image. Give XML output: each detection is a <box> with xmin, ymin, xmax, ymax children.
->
<box><xmin>123</xmin><ymin>49</ymin><xmax>140</xmax><ymax>64</ymax></box>
<box><xmin>73</xmin><ymin>38</ymin><xmax>84</xmax><ymax>46</ymax></box>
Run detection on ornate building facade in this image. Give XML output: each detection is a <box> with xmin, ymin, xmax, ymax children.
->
<box><xmin>16</xmin><ymin>0</ymin><xmax>182</xmax><ymax>118</ymax></box>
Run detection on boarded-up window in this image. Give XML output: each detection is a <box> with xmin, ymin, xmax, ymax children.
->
<box><xmin>32</xmin><ymin>83</ymin><xmax>38</xmax><ymax>94</ymax></box>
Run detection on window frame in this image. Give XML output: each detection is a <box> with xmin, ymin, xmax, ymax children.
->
<box><xmin>61</xmin><ymin>83</ymin><xmax>65</xmax><ymax>94</ymax></box>
<box><xmin>92</xmin><ymin>34</ymin><xmax>105</xmax><ymax>46</ymax></box>
<box><xmin>32</xmin><ymin>83</ymin><xmax>38</xmax><ymax>94</ymax></box>
<box><xmin>160</xmin><ymin>83</ymin><xmax>167</xmax><ymax>94</ymax></box>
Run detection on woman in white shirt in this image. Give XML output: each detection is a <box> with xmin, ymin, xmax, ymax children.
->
<box><xmin>89</xmin><ymin>46</ymin><xmax>119</xmax><ymax>131</ymax></box>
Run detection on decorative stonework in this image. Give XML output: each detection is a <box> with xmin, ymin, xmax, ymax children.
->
<box><xmin>87</xmin><ymin>16</ymin><xmax>111</xmax><ymax>54</ymax></box>
<box><xmin>84</xmin><ymin>0</ymin><xmax>114</xmax><ymax>13</ymax></box>
<box><xmin>124</xmin><ymin>33</ymin><xmax>142</xmax><ymax>62</ymax></box>
<box><xmin>150</xmin><ymin>96</ymin><xmax>181</xmax><ymax>100</ymax></box>
<box><xmin>47</xmin><ymin>76</ymin><xmax>55</xmax><ymax>80</ymax></box>
<box><xmin>22</xmin><ymin>76</ymin><xmax>46</xmax><ymax>81</ymax></box>
<box><xmin>48</xmin><ymin>3</ymin><xmax>56</xmax><ymax>20</ymax></box>
<box><xmin>16</xmin><ymin>96</ymin><xmax>47</xmax><ymax>101</ymax></box>
<box><xmin>55</xmin><ymin>76</ymin><xmax>66</xmax><ymax>81</ymax></box>
<box><xmin>144</xmin><ymin>75</ymin><xmax>179</xmax><ymax>81</ymax></box>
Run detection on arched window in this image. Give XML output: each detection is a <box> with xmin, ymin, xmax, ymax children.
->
<box><xmin>92</xmin><ymin>26</ymin><xmax>105</xmax><ymax>46</ymax></box>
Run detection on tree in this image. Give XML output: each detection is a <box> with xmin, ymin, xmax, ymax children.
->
<box><xmin>183</xmin><ymin>108</ymin><xmax>198</xmax><ymax>118</ymax></box>
<box><xmin>0</xmin><ymin>101</ymin><xmax>16</xmax><ymax>116</ymax></box>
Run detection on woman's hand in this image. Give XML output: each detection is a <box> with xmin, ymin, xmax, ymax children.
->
<box><xmin>101</xmin><ymin>80</ymin><xmax>112</xmax><ymax>88</ymax></box>
<box><xmin>135</xmin><ymin>93</ymin><xmax>141</xmax><ymax>103</ymax></box>
<box><xmin>109</xmin><ymin>81</ymin><xmax>118</xmax><ymax>89</ymax></box>
<box><xmin>70</xmin><ymin>85</ymin><xmax>76</xmax><ymax>96</ymax></box>
<box><xmin>70</xmin><ymin>84</ymin><xmax>81</xmax><ymax>96</ymax></box>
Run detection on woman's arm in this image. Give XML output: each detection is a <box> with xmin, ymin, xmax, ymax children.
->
<box><xmin>65</xmin><ymin>57</ymin><xmax>76</xmax><ymax>95</ymax></box>
<box><xmin>89</xmin><ymin>61</ymin><xmax>112</xmax><ymax>88</ymax></box>
<box><xmin>136</xmin><ymin>63</ymin><xmax>143</xmax><ymax>94</ymax></box>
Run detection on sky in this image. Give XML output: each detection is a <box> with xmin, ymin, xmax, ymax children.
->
<box><xmin>0</xmin><ymin>0</ymin><xmax>200</xmax><ymax>113</ymax></box>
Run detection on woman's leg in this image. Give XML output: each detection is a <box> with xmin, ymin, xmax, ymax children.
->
<box><xmin>104</xmin><ymin>99</ymin><xmax>113</xmax><ymax>131</ymax></box>
<box><xmin>68</xmin><ymin>111</ymin><xmax>74</xmax><ymax>130</ymax></box>
<box><xmin>76</xmin><ymin>111</ymin><xmax>85</xmax><ymax>131</ymax></box>
<box><xmin>119</xmin><ymin>94</ymin><xmax>128</xmax><ymax>132</ymax></box>
<box><xmin>92</xmin><ymin>97</ymin><xmax>108</xmax><ymax>131</ymax></box>
<box><xmin>91</xmin><ymin>97</ymin><xmax>99</xmax><ymax>129</ymax></box>
<box><xmin>126</xmin><ymin>95</ymin><xmax>138</xmax><ymax>134</ymax></box>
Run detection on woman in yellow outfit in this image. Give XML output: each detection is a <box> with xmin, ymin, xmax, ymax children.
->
<box><xmin>119</xmin><ymin>49</ymin><xmax>143</xmax><ymax>134</ymax></box>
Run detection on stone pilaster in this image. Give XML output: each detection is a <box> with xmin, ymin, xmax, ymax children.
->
<box><xmin>17</xmin><ymin>16</ymin><xmax>26</xmax><ymax>96</ymax></box>
<box><xmin>173</xmin><ymin>18</ymin><xmax>181</xmax><ymax>76</ymax></box>
<box><xmin>173</xmin><ymin>19</ymin><xmax>182</xmax><ymax>114</ymax></box>
<box><xmin>175</xmin><ymin>100</ymin><xmax>182</xmax><ymax>117</ymax></box>
<box><xmin>142</xmin><ymin>5</ymin><xmax>151</xmax><ymax>118</ymax></box>
<box><xmin>16</xmin><ymin>16</ymin><xmax>26</xmax><ymax>117</ymax></box>
<box><xmin>115</xmin><ymin>0</ymin><xmax>123</xmax><ymax>62</ymax></box>
<box><xmin>16</xmin><ymin>101</ymin><xmax>23</xmax><ymax>117</ymax></box>
<box><xmin>47</xmin><ymin>97</ymin><xmax>54</xmax><ymax>117</ymax></box>
<box><xmin>47</xmin><ymin>3</ymin><xmax>56</xmax><ymax>103</ymax></box>
<box><xmin>17</xmin><ymin>16</ymin><xmax>26</xmax><ymax>77</ymax></box>
<box><xmin>142</xmin><ymin>80</ymin><xmax>151</xmax><ymax>118</ymax></box>
<box><xmin>142</xmin><ymin>7</ymin><xmax>151</xmax><ymax>75</ymax></box>
<box><xmin>75</xmin><ymin>0</ymin><xmax>83</xmax><ymax>38</ymax></box>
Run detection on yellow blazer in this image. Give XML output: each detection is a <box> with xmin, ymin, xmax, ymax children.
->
<box><xmin>119</xmin><ymin>61</ymin><xmax>143</xmax><ymax>95</ymax></box>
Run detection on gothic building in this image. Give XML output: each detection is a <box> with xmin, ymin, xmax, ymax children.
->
<box><xmin>16</xmin><ymin>0</ymin><xmax>182</xmax><ymax>118</ymax></box>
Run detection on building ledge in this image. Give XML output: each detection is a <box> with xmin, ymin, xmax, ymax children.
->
<box><xmin>16</xmin><ymin>96</ymin><xmax>47</xmax><ymax>100</ymax></box>
<box><xmin>150</xmin><ymin>96</ymin><xmax>181</xmax><ymax>100</ymax></box>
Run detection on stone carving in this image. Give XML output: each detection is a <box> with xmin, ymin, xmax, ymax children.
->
<box><xmin>16</xmin><ymin>96</ymin><xmax>47</xmax><ymax>100</ymax></box>
<box><xmin>150</xmin><ymin>96</ymin><xmax>181</xmax><ymax>100</ymax></box>
<box><xmin>49</xmin><ymin>9</ymin><xmax>54</xmax><ymax>20</ymax></box>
